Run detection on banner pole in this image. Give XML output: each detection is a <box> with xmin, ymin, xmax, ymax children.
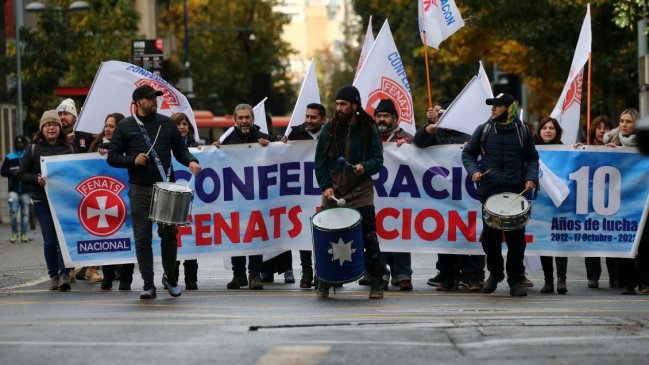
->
<box><xmin>423</xmin><ymin>31</ymin><xmax>433</xmax><ymax>108</ymax></box>
<box><xmin>586</xmin><ymin>53</ymin><xmax>592</xmax><ymax>145</ymax></box>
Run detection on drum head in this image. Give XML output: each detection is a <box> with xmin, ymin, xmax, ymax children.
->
<box><xmin>155</xmin><ymin>182</ymin><xmax>193</xmax><ymax>193</ymax></box>
<box><xmin>312</xmin><ymin>208</ymin><xmax>361</xmax><ymax>230</ymax></box>
<box><xmin>485</xmin><ymin>193</ymin><xmax>530</xmax><ymax>216</ymax></box>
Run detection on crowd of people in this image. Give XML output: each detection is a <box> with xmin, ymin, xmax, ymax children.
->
<box><xmin>2</xmin><ymin>85</ymin><xmax>648</xmax><ymax>300</ymax></box>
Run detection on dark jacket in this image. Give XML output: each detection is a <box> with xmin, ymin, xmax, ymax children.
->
<box><xmin>18</xmin><ymin>140</ymin><xmax>74</xmax><ymax>201</ymax></box>
<box><xmin>107</xmin><ymin>113</ymin><xmax>198</xmax><ymax>185</ymax></box>
<box><xmin>413</xmin><ymin>125</ymin><xmax>470</xmax><ymax>147</ymax></box>
<box><xmin>462</xmin><ymin>118</ymin><xmax>539</xmax><ymax>200</ymax></box>
<box><xmin>221</xmin><ymin>125</ymin><xmax>270</xmax><ymax>145</ymax></box>
<box><xmin>287</xmin><ymin>123</ymin><xmax>320</xmax><ymax>141</ymax></box>
<box><xmin>1</xmin><ymin>150</ymin><xmax>30</xmax><ymax>194</ymax></box>
<box><xmin>379</xmin><ymin>127</ymin><xmax>412</xmax><ymax>143</ymax></box>
<box><xmin>73</xmin><ymin>131</ymin><xmax>95</xmax><ymax>153</ymax></box>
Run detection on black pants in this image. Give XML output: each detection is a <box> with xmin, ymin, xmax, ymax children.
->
<box><xmin>617</xmin><ymin>224</ymin><xmax>649</xmax><ymax>289</ymax></box>
<box><xmin>101</xmin><ymin>264</ymin><xmax>134</xmax><ymax>284</ymax></box>
<box><xmin>437</xmin><ymin>254</ymin><xmax>485</xmax><ymax>281</ymax></box>
<box><xmin>357</xmin><ymin>205</ymin><xmax>382</xmax><ymax>278</ymax></box>
<box><xmin>584</xmin><ymin>257</ymin><xmax>617</xmax><ymax>281</ymax></box>
<box><xmin>173</xmin><ymin>260</ymin><xmax>198</xmax><ymax>284</ymax></box>
<box><xmin>232</xmin><ymin>255</ymin><xmax>263</xmax><ymax>276</ymax></box>
<box><xmin>262</xmin><ymin>251</ymin><xmax>292</xmax><ymax>274</ymax></box>
<box><xmin>300</xmin><ymin>250</ymin><xmax>312</xmax><ymax>267</ymax></box>
<box><xmin>129</xmin><ymin>184</ymin><xmax>178</xmax><ymax>289</ymax></box>
<box><xmin>481</xmin><ymin>224</ymin><xmax>526</xmax><ymax>285</ymax></box>
<box><xmin>540</xmin><ymin>256</ymin><xmax>567</xmax><ymax>280</ymax></box>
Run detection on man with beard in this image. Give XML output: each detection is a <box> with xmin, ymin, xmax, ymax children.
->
<box><xmin>461</xmin><ymin>93</ymin><xmax>538</xmax><ymax>297</ymax></box>
<box><xmin>108</xmin><ymin>85</ymin><xmax>202</xmax><ymax>299</ymax></box>
<box><xmin>57</xmin><ymin>98</ymin><xmax>94</xmax><ymax>153</ymax></box>
<box><xmin>314</xmin><ymin>85</ymin><xmax>384</xmax><ymax>299</ymax></box>
<box><xmin>213</xmin><ymin>103</ymin><xmax>270</xmax><ymax>290</ymax></box>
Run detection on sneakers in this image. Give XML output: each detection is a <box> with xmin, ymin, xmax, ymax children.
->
<box><xmin>587</xmin><ymin>279</ymin><xmax>599</xmax><ymax>288</ymax></box>
<box><xmin>227</xmin><ymin>274</ymin><xmax>249</xmax><ymax>289</ymax></box>
<box><xmin>185</xmin><ymin>282</ymin><xmax>198</xmax><ymax>290</ymax></box>
<box><xmin>556</xmin><ymin>277</ymin><xmax>567</xmax><ymax>295</ymax></box>
<box><xmin>260</xmin><ymin>272</ymin><xmax>274</xmax><ymax>283</ymax></box>
<box><xmin>369</xmin><ymin>278</ymin><xmax>384</xmax><ymax>299</ymax></box>
<box><xmin>140</xmin><ymin>287</ymin><xmax>157</xmax><ymax>299</ymax></box>
<box><xmin>49</xmin><ymin>276</ymin><xmax>60</xmax><ymax>290</ymax></box>
<box><xmin>509</xmin><ymin>283</ymin><xmax>528</xmax><ymax>297</ymax></box>
<box><xmin>284</xmin><ymin>270</ymin><xmax>295</xmax><ymax>284</ymax></box>
<box><xmin>10</xmin><ymin>232</ymin><xmax>18</xmax><ymax>243</ymax></box>
<box><xmin>358</xmin><ymin>274</ymin><xmax>370</xmax><ymax>286</ymax></box>
<box><xmin>249</xmin><ymin>273</ymin><xmax>264</xmax><ymax>290</ymax></box>
<box><xmin>58</xmin><ymin>274</ymin><xmax>71</xmax><ymax>291</ymax></box>
<box><xmin>436</xmin><ymin>278</ymin><xmax>458</xmax><ymax>292</ymax></box>
<box><xmin>21</xmin><ymin>234</ymin><xmax>28</xmax><ymax>243</ymax></box>
<box><xmin>540</xmin><ymin>279</ymin><xmax>554</xmax><ymax>293</ymax></box>
<box><xmin>162</xmin><ymin>275</ymin><xmax>182</xmax><ymax>297</ymax></box>
<box><xmin>522</xmin><ymin>276</ymin><xmax>534</xmax><ymax>288</ymax></box>
<box><xmin>482</xmin><ymin>273</ymin><xmax>504</xmax><ymax>293</ymax></box>
<box><xmin>399</xmin><ymin>279</ymin><xmax>413</xmax><ymax>291</ymax></box>
<box><xmin>85</xmin><ymin>267</ymin><xmax>103</xmax><ymax>283</ymax></box>
<box><xmin>466</xmin><ymin>277</ymin><xmax>482</xmax><ymax>292</ymax></box>
<box><xmin>427</xmin><ymin>272</ymin><xmax>442</xmax><ymax>286</ymax></box>
<box><xmin>300</xmin><ymin>266</ymin><xmax>313</xmax><ymax>288</ymax></box>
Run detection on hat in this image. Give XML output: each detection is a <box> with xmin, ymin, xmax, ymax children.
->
<box><xmin>335</xmin><ymin>85</ymin><xmax>361</xmax><ymax>104</ymax></box>
<box><xmin>485</xmin><ymin>93</ymin><xmax>514</xmax><ymax>107</ymax></box>
<box><xmin>57</xmin><ymin>98</ymin><xmax>78</xmax><ymax>117</ymax></box>
<box><xmin>14</xmin><ymin>135</ymin><xmax>27</xmax><ymax>145</ymax></box>
<box><xmin>132</xmin><ymin>85</ymin><xmax>163</xmax><ymax>102</ymax></box>
<box><xmin>375</xmin><ymin>99</ymin><xmax>397</xmax><ymax>116</ymax></box>
<box><xmin>39</xmin><ymin>110</ymin><xmax>62</xmax><ymax>131</ymax></box>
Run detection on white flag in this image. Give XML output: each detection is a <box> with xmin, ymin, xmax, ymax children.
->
<box><xmin>354</xmin><ymin>20</ymin><xmax>416</xmax><ymax>136</ymax></box>
<box><xmin>354</xmin><ymin>16</ymin><xmax>374</xmax><ymax>81</ymax></box>
<box><xmin>436</xmin><ymin>61</ymin><xmax>493</xmax><ymax>135</ymax></box>
<box><xmin>285</xmin><ymin>60</ymin><xmax>321</xmax><ymax>138</ymax></box>
<box><xmin>77</xmin><ymin>61</ymin><xmax>198</xmax><ymax>141</ymax></box>
<box><xmin>539</xmin><ymin>159</ymin><xmax>570</xmax><ymax>207</ymax></box>
<box><xmin>551</xmin><ymin>4</ymin><xmax>591</xmax><ymax>144</ymax></box>
<box><xmin>219</xmin><ymin>98</ymin><xmax>268</xmax><ymax>143</ymax></box>
<box><xmin>418</xmin><ymin>0</ymin><xmax>465</xmax><ymax>49</ymax></box>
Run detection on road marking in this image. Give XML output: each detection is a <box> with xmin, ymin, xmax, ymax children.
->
<box><xmin>254</xmin><ymin>346</ymin><xmax>330</xmax><ymax>365</ymax></box>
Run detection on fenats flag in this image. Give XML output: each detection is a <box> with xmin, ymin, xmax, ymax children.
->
<box><xmin>436</xmin><ymin>61</ymin><xmax>493</xmax><ymax>136</ymax></box>
<box><xmin>550</xmin><ymin>3</ymin><xmax>591</xmax><ymax>144</ymax></box>
<box><xmin>76</xmin><ymin>61</ymin><xmax>199</xmax><ymax>141</ymax></box>
<box><xmin>418</xmin><ymin>0</ymin><xmax>465</xmax><ymax>49</ymax></box>
<box><xmin>284</xmin><ymin>60</ymin><xmax>321</xmax><ymax>138</ymax></box>
<box><xmin>354</xmin><ymin>20</ymin><xmax>416</xmax><ymax>136</ymax></box>
<box><xmin>219</xmin><ymin>97</ymin><xmax>268</xmax><ymax>143</ymax></box>
<box><xmin>354</xmin><ymin>16</ymin><xmax>374</xmax><ymax>81</ymax></box>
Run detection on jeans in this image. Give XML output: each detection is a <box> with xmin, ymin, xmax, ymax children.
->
<box><xmin>481</xmin><ymin>223</ymin><xmax>526</xmax><ymax>285</ymax></box>
<box><xmin>33</xmin><ymin>200</ymin><xmax>67</xmax><ymax>278</ymax></box>
<box><xmin>540</xmin><ymin>256</ymin><xmax>568</xmax><ymax>279</ymax></box>
<box><xmin>585</xmin><ymin>257</ymin><xmax>618</xmax><ymax>281</ymax></box>
<box><xmin>129</xmin><ymin>184</ymin><xmax>178</xmax><ymax>289</ymax></box>
<box><xmin>8</xmin><ymin>192</ymin><xmax>30</xmax><ymax>234</ymax></box>
<box><xmin>380</xmin><ymin>252</ymin><xmax>412</xmax><ymax>281</ymax></box>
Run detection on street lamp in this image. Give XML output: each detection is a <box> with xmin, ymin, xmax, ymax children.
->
<box><xmin>25</xmin><ymin>1</ymin><xmax>90</xmax><ymax>12</ymax></box>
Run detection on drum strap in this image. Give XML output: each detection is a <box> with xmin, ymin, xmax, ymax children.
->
<box><xmin>134</xmin><ymin>115</ymin><xmax>168</xmax><ymax>182</ymax></box>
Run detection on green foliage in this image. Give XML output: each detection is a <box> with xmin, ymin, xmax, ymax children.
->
<box><xmin>612</xmin><ymin>0</ymin><xmax>649</xmax><ymax>29</ymax></box>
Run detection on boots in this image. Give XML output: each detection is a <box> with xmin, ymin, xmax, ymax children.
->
<box><xmin>540</xmin><ymin>279</ymin><xmax>554</xmax><ymax>293</ymax></box>
<box><xmin>369</xmin><ymin>278</ymin><xmax>384</xmax><ymax>299</ymax></box>
<box><xmin>248</xmin><ymin>273</ymin><xmax>264</xmax><ymax>290</ymax></box>
<box><xmin>557</xmin><ymin>277</ymin><xmax>567</xmax><ymax>294</ymax></box>
<box><xmin>226</xmin><ymin>274</ymin><xmax>248</xmax><ymax>289</ymax></box>
<box><xmin>300</xmin><ymin>266</ymin><xmax>313</xmax><ymax>288</ymax></box>
<box><xmin>85</xmin><ymin>266</ymin><xmax>103</xmax><ymax>283</ymax></box>
<box><xmin>316</xmin><ymin>280</ymin><xmax>330</xmax><ymax>298</ymax></box>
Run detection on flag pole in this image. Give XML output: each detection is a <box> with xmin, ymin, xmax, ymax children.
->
<box><xmin>422</xmin><ymin>31</ymin><xmax>433</xmax><ymax>108</ymax></box>
<box><xmin>586</xmin><ymin>53</ymin><xmax>592</xmax><ymax>145</ymax></box>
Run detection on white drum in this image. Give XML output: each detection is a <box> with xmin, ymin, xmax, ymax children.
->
<box><xmin>482</xmin><ymin>193</ymin><xmax>531</xmax><ymax>231</ymax></box>
<box><xmin>149</xmin><ymin>182</ymin><xmax>194</xmax><ymax>226</ymax></box>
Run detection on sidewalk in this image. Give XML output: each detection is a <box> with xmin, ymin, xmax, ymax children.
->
<box><xmin>0</xmin><ymin>223</ymin><xmax>47</xmax><ymax>289</ymax></box>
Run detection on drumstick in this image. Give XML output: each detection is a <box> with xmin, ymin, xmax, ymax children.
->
<box><xmin>186</xmin><ymin>174</ymin><xmax>195</xmax><ymax>189</ymax></box>
<box><xmin>330</xmin><ymin>195</ymin><xmax>346</xmax><ymax>207</ymax></box>
<box><xmin>510</xmin><ymin>187</ymin><xmax>530</xmax><ymax>203</ymax></box>
<box><xmin>481</xmin><ymin>168</ymin><xmax>492</xmax><ymax>176</ymax></box>
<box><xmin>146</xmin><ymin>125</ymin><xmax>162</xmax><ymax>156</ymax></box>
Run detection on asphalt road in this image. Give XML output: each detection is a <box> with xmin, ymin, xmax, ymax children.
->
<box><xmin>1</xmin><ymin>226</ymin><xmax>648</xmax><ymax>365</ymax></box>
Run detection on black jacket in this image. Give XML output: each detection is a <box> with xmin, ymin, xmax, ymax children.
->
<box><xmin>73</xmin><ymin>131</ymin><xmax>95</xmax><ymax>153</ymax></box>
<box><xmin>413</xmin><ymin>124</ymin><xmax>470</xmax><ymax>147</ymax></box>
<box><xmin>1</xmin><ymin>150</ymin><xmax>30</xmax><ymax>194</ymax></box>
<box><xmin>107</xmin><ymin>113</ymin><xmax>198</xmax><ymax>185</ymax></box>
<box><xmin>18</xmin><ymin>140</ymin><xmax>74</xmax><ymax>201</ymax></box>
<box><xmin>221</xmin><ymin>125</ymin><xmax>270</xmax><ymax>145</ymax></box>
<box><xmin>287</xmin><ymin>123</ymin><xmax>320</xmax><ymax>141</ymax></box>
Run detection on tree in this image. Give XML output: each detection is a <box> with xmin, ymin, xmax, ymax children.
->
<box><xmin>158</xmin><ymin>0</ymin><xmax>294</xmax><ymax>115</ymax></box>
<box><xmin>1</xmin><ymin>0</ymin><xmax>7</xmax><ymax>101</ymax></box>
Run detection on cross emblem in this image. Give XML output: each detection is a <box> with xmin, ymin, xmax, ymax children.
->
<box><xmin>87</xmin><ymin>196</ymin><xmax>119</xmax><ymax>229</ymax></box>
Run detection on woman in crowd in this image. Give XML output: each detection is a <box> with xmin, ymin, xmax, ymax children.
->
<box><xmin>170</xmin><ymin>112</ymin><xmax>200</xmax><ymax>290</ymax></box>
<box><xmin>19</xmin><ymin>111</ymin><xmax>75</xmax><ymax>291</ymax></box>
<box><xmin>535</xmin><ymin>117</ymin><xmax>568</xmax><ymax>294</ymax></box>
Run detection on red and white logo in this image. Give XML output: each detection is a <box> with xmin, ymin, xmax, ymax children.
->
<box><xmin>423</xmin><ymin>0</ymin><xmax>439</xmax><ymax>11</ymax></box>
<box><xmin>365</xmin><ymin>77</ymin><xmax>414</xmax><ymax>126</ymax></box>
<box><xmin>130</xmin><ymin>79</ymin><xmax>180</xmax><ymax>115</ymax></box>
<box><xmin>561</xmin><ymin>68</ymin><xmax>583</xmax><ymax>112</ymax></box>
<box><xmin>76</xmin><ymin>176</ymin><xmax>127</xmax><ymax>237</ymax></box>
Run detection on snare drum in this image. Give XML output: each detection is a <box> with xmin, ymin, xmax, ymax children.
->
<box><xmin>149</xmin><ymin>182</ymin><xmax>194</xmax><ymax>226</ymax></box>
<box><xmin>311</xmin><ymin>208</ymin><xmax>365</xmax><ymax>285</ymax></box>
<box><xmin>482</xmin><ymin>193</ymin><xmax>531</xmax><ymax>231</ymax></box>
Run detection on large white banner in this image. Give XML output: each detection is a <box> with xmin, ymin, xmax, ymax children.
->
<box><xmin>77</xmin><ymin>61</ymin><xmax>198</xmax><ymax>141</ymax></box>
<box><xmin>550</xmin><ymin>4</ymin><xmax>591</xmax><ymax>144</ymax></box>
<box><xmin>354</xmin><ymin>16</ymin><xmax>374</xmax><ymax>81</ymax></box>
<box><xmin>354</xmin><ymin>20</ymin><xmax>416</xmax><ymax>136</ymax></box>
<box><xmin>285</xmin><ymin>60</ymin><xmax>321</xmax><ymax>137</ymax></box>
<box><xmin>418</xmin><ymin>0</ymin><xmax>465</xmax><ymax>49</ymax></box>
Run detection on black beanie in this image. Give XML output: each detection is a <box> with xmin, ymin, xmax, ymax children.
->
<box><xmin>375</xmin><ymin>99</ymin><xmax>397</xmax><ymax>116</ymax></box>
<box><xmin>335</xmin><ymin>85</ymin><xmax>361</xmax><ymax>104</ymax></box>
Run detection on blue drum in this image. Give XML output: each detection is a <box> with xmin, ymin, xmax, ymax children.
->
<box><xmin>311</xmin><ymin>207</ymin><xmax>365</xmax><ymax>285</ymax></box>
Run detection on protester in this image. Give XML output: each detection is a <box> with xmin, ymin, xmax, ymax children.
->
<box><xmin>214</xmin><ymin>103</ymin><xmax>270</xmax><ymax>290</ymax></box>
<box><xmin>414</xmin><ymin>98</ymin><xmax>485</xmax><ymax>292</ymax></box>
<box><xmin>19</xmin><ymin>111</ymin><xmax>75</xmax><ymax>291</ymax></box>
<box><xmin>1</xmin><ymin>136</ymin><xmax>31</xmax><ymax>243</ymax></box>
<box><xmin>462</xmin><ymin>93</ymin><xmax>539</xmax><ymax>297</ymax></box>
<box><xmin>604</xmin><ymin>108</ymin><xmax>639</xmax><ymax>148</ymax></box>
<box><xmin>314</xmin><ymin>85</ymin><xmax>384</xmax><ymax>299</ymax></box>
<box><xmin>534</xmin><ymin>117</ymin><xmax>569</xmax><ymax>294</ymax></box>
<box><xmin>589</xmin><ymin>115</ymin><xmax>615</xmax><ymax>146</ymax></box>
<box><xmin>108</xmin><ymin>85</ymin><xmax>201</xmax><ymax>299</ymax></box>
<box><xmin>57</xmin><ymin>98</ymin><xmax>94</xmax><ymax>153</ymax></box>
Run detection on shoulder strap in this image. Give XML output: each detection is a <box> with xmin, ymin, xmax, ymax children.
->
<box><xmin>479</xmin><ymin>122</ymin><xmax>491</xmax><ymax>155</ymax></box>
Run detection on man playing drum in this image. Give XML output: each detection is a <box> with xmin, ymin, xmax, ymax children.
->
<box><xmin>314</xmin><ymin>85</ymin><xmax>385</xmax><ymax>299</ymax></box>
<box><xmin>461</xmin><ymin>93</ymin><xmax>539</xmax><ymax>297</ymax></box>
<box><xmin>108</xmin><ymin>85</ymin><xmax>202</xmax><ymax>300</ymax></box>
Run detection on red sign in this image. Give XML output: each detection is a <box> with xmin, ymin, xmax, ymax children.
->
<box><xmin>76</xmin><ymin>176</ymin><xmax>127</xmax><ymax>237</ymax></box>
